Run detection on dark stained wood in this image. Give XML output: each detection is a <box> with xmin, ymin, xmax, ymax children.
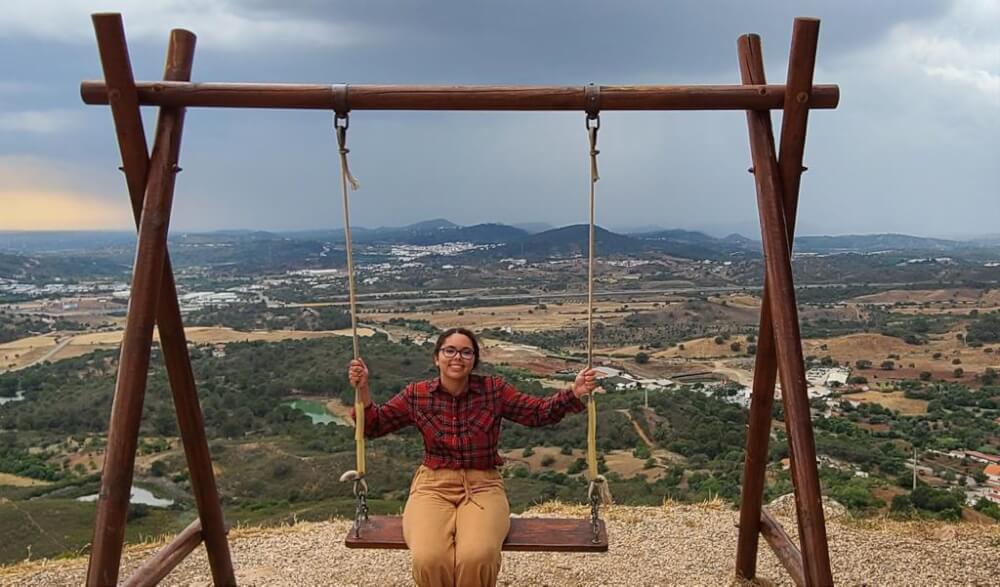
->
<box><xmin>760</xmin><ymin>511</ymin><xmax>806</xmax><ymax>587</ymax></box>
<box><xmin>736</xmin><ymin>19</ymin><xmax>822</xmax><ymax>583</ymax></box>
<box><xmin>739</xmin><ymin>31</ymin><xmax>833</xmax><ymax>587</ymax></box>
<box><xmin>80</xmin><ymin>81</ymin><xmax>840</xmax><ymax>111</ymax></box>
<box><xmin>86</xmin><ymin>14</ymin><xmax>237</xmax><ymax>587</ymax></box>
<box><xmin>121</xmin><ymin>519</ymin><xmax>203</xmax><ymax>587</ymax></box>
<box><xmin>85</xmin><ymin>18</ymin><xmax>195</xmax><ymax>587</ymax></box>
<box><xmin>345</xmin><ymin>516</ymin><xmax>608</xmax><ymax>552</ymax></box>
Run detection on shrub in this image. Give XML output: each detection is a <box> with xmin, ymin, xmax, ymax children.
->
<box><xmin>150</xmin><ymin>460</ymin><xmax>168</xmax><ymax>477</ymax></box>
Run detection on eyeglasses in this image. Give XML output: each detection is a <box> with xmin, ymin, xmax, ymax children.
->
<box><xmin>440</xmin><ymin>346</ymin><xmax>476</xmax><ymax>360</ymax></box>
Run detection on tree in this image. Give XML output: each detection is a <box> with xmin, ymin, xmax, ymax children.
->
<box><xmin>890</xmin><ymin>494</ymin><xmax>914</xmax><ymax>517</ymax></box>
<box><xmin>729</xmin><ymin>342</ymin><xmax>742</xmax><ymax>353</ymax></box>
<box><xmin>635</xmin><ymin>352</ymin><xmax>650</xmax><ymax>364</ymax></box>
<box><xmin>881</xmin><ymin>360</ymin><xmax>895</xmax><ymax>371</ymax></box>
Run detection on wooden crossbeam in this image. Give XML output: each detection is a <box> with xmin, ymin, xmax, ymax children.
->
<box><xmin>79</xmin><ymin>81</ymin><xmax>840</xmax><ymax>111</ymax></box>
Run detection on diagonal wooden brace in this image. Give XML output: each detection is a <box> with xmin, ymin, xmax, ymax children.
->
<box><xmin>736</xmin><ymin>18</ymin><xmax>824</xmax><ymax>584</ymax></box>
<box><xmin>737</xmin><ymin>23</ymin><xmax>833</xmax><ymax>587</ymax></box>
<box><xmin>86</xmin><ymin>14</ymin><xmax>235</xmax><ymax>586</ymax></box>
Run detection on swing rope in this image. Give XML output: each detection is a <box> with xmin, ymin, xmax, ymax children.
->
<box><xmin>585</xmin><ymin>85</ymin><xmax>612</xmax><ymax>535</ymax></box>
<box><xmin>332</xmin><ymin>85</ymin><xmax>369</xmax><ymax>536</ymax></box>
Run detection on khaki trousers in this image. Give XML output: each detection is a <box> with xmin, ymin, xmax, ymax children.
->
<box><xmin>402</xmin><ymin>466</ymin><xmax>510</xmax><ymax>587</ymax></box>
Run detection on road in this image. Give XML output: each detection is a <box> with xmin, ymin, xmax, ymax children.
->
<box><xmin>17</xmin><ymin>336</ymin><xmax>74</xmax><ymax>371</ymax></box>
<box><xmin>281</xmin><ymin>280</ymin><xmax>950</xmax><ymax>309</ymax></box>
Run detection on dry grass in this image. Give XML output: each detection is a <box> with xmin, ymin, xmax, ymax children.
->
<box><xmin>654</xmin><ymin>336</ymin><xmax>752</xmax><ymax>360</ymax></box>
<box><xmin>371</xmin><ymin>300</ymin><xmax>646</xmax><ymax>333</ymax></box>
<box><xmin>845</xmin><ymin>390</ymin><xmax>929</xmax><ymax>415</ymax></box>
<box><xmin>0</xmin><ymin>474</ymin><xmax>51</xmax><ymax>488</ymax></box>
<box><xmin>0</xmin><ymin>327</ymin><xmax>373</xmax><ymax>372</ymax></box>
<box><xmin>803</xmin><ymin>331</ymin><xmax>1000</xmax><ymax>379</ymax></box>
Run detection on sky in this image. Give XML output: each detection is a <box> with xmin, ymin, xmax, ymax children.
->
<box><xmin>0</xmin><ymin>0</ymin><xmax>997</xmax><ymax>238</ymax></box>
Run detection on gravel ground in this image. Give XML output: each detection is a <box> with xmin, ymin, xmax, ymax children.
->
<box><xmin>2</xmin><ymin>501</ymin><xmax>998</xmax><ymax>586</ymax></box>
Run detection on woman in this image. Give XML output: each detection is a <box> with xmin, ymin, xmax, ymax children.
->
<box><xmin>349</xmin><ymin>327</ymin><xmax>599</xmax><ymax>587</ymax></box>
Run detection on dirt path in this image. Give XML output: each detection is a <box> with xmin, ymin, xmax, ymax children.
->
<box><xmin>8</xmin><ymin>501</ymin><xmax>66</xmax><ymax>553</ymax></box>
<box><xmin>711</xmin><ymin>360</ymin><xmax>754</xmax><ymax>386</ymax></box>
<box><xmin>615</xmin><ymin>409</ymin><xmax>654</xmax><ymax>449</ymax></box>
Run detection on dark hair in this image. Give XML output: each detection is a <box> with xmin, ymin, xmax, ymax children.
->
<box><xmin>433</xmin><ymin>327</ymin><xmax>481</xmax><ymax>368</ymax></box>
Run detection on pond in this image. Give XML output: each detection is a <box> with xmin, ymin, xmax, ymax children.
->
<box><xmin>285</xmin><ymin>399</ymin><xmax>350</xmax><ymax>426</ymax></box>
<box><xmin>77</xmin><ymin>485</ymin><xmax>174</xmax><ymax>508</ymax></box>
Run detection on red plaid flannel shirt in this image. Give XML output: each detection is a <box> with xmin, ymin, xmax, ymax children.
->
<box><xmin>353</xmin><ymin>374</ymin><xmax>585</xmax><ymax>469</ymax></box>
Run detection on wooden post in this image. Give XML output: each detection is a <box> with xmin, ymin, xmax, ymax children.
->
<box><xmin>735</xmin><ymin>18</ymin><xmax>821</xmax><ymax>581</ymax></box>
<box><xmin>86</xmin><ymin>19</ymin><xmax>200</xmax><ymax>587</ymax></box>
<box><xmin>87</xmin><ymin>13</ymin><xmax>236</xmax><ymax>586</ymax></box>
<box><xmin>739</xmin><ymin>28</ymin><xmax>833</xmax><ymax>587</ymax></box>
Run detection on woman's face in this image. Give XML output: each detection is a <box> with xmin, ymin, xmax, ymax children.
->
<box><xmin>434</xmin><ymin>333</ymin><xmax>476</xmax><ymax>381</ymax></box>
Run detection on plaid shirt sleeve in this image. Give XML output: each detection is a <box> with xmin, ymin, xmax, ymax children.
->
<box><xmin>497</xmin><ymin>376</ymin><xmax>586</xmax><ymax>427</ymax></box>
<box><xmin>350</xmin><ymin>384</ymin><xmax>413</xmax><ymax>438</ymax></box>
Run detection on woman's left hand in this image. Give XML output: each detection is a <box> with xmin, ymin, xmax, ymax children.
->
<box><xmin>573</xmin><ymin>367</ymin><xmax>603</xmax><ymax>399</ymax></box>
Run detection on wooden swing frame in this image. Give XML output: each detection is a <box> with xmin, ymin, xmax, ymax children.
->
<box><xmin>81</xmin><ymin>12</ymin><xmax>838</xmax><ymax>586</ymax></box>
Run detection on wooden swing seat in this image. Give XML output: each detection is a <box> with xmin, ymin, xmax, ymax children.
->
<box><xmin>344</xmin><ymin>515</ymin><xmax>608</xmax><ymax>552</ymax></box>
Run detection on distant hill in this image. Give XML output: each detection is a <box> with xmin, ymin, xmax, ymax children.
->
<box><xmin>493</xmin><ymin>224</ymin><xmax>648</xmax><ymax>259</ymax></box>
<box><xmin>281</xmin><ymin>221</ymin><xmax>527</xmax><ymax>246</ymax></box>
<box><xmin>511</xmin><ymin>222</ymin><xmax>554</xmax><ymax>234</ymax></box>
<box><xmin>361</xmin><ymin>222</ymin><xmax>529</xmax><ymax>246</ymax></box>
<box><xmin>793</xmin><ymin>234</ymin><xmax>965</xmax><ymax>254</ymax></box>
<box><xmin>0</xmin><ymin>252</ymin><xmax>128</xmax><ymax>282</ymax></box>
<box><xmin>398</xmin><ymin>218</ymin><xmax>458</xmax><ymax>231</ymax></box>
<box><xmin>629</xmin><ymin>229</ymin><xmax>758</xmax><ymax>260</ymax></box>
<box><xmin>488</xmin><ymin>224</ymin><xmax>746</xmax><ymax>261</ymax></box>
<box><xmin>0</xmin><ymin>231</ymin><xmax>135</xmax><ymax>254</ymax></box>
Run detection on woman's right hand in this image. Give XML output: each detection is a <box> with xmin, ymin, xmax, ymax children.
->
<box><xmin>348</xmin><ymin>358</ymin><xmax>371</xmax><ymax>405</ymax></box>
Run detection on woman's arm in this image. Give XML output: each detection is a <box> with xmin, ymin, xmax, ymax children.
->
<box><xmin>348</xmin><ymin>358</ymin><xmax>413</xmax><ymax>437</ymax></box>
<box><xmin>498</xmin><ymin>375</ymin><xmax>588</xmax><ymax>427</ymax></box>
